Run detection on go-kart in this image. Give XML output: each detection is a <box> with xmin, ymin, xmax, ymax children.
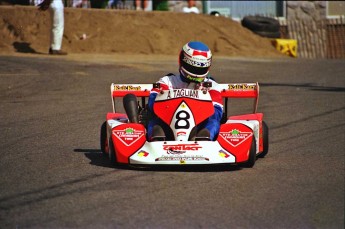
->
<box><xmin>100</xmin><ymin>82</ymin><xmax>268</xmax><ymax>168</ymax></box>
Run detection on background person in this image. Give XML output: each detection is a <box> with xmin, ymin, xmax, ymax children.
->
<box><xmin>38</xmin><ymin>0</ymin><xmax>67</xmax><ymax>55</ymax></box>
<box><xmin>135</xmin><ymin>0</ymin><xmax>148</xmax><ymax>11</ymax></box>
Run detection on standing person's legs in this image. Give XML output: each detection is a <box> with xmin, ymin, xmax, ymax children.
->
<box><xmin>135</xmin><ymin>0</ymin><xmax>141</xmax><ymax>10</ymax></box>
<box><xmin>136</xmin><ymin>0</ymin><xmax>148</xmax><ymax>10</ymax></box>
<box><xmin>49</xmin><ymin>0</ymin><xmax>64</xmax><ymax>51</ymax></box>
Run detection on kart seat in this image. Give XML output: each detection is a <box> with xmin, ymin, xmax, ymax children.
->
<box><xmin>189</xmin><ymin>127</ymin><xmax>211</xmax><ymax>141</ymax></box>
<box><xmin>151</xmin><ymin>125</ymin><xmax>168</xmax><ymax>141</ymax></box>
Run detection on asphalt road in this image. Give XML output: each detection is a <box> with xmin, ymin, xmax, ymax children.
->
<box><xmin>0</xmin><ymin>54</ymin><xmax>344</xmax><ymax>229</ymax></box>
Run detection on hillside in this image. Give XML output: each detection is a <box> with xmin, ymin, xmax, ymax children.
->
<box><xmin>0</xmin><ymin>5</ymin><xmax>285</xmax><ymax>58</ymax></box>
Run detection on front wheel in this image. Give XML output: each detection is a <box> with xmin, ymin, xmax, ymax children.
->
<box><xmin>100</xmin><ymin>121</ymin><xmax>107</xmax><ymax>156</ymax></box>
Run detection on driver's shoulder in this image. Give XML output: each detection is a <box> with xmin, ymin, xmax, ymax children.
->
<box><xmin>156</xmin><ymin>73</ymin><xmax>179</xmax><ymax>89</ymax></box>
<box><xmin>207</xmin><ymin>76</ymin><xmax>217</xmax><ymax>82</ymax></box>
<box><xmin>159</xmin><ymin>73</ymin><xmax>176</xmax><ymax>81</ymax></box>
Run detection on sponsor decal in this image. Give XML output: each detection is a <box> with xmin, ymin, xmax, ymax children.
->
<box><xmin>112</xmin><ymin>127</ymin><xmax>145</xmax><ymax>146</ymax></box>
<box><xmin>163</xmin><ymin>143</ymin><xmax>202</xmax><ymax>151</ymax></box>
<box><xmin>167</xmin><ymin>149</ymin><xmax>185</xmax><ymax>155</ymax></box>
<box><xmin>219</xmin><ymin>129</ymin><xmax>253</xmax><ymax>147</ymax></box>
<box><xmin>166</xmin><ymin>89</ymin><xmax>199</xmax><ymax>99</ymax></box>
<box><xmin>155</xmin><ymin>155</ymin><xmax>208</xmax><ymax>162</ymax></box>
<box><xmin>137</xmin><ymin>150</ymin><xmax>149</xmax><ymax>157</ymax></box>
<box><xmin>228</xmin><ymin>84</ymin><xmax>256</xmax><ymax>90</ymax></box>
<box><xmin>114</xmin><ymin>85</ymin><xmax>142</xmax><ymax>91</ymax></box>
<box><xmin>219</xmin><ymin>150</ymin><xmax>231</xmax><ymax>158</ymax></box>
<box><xmin>183</xmin><ymin>56</ymin><xmax>211</xmax><ymax>68</ymax></box>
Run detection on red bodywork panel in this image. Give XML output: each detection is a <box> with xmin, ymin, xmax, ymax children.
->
<box><xmin>229</xmin><ymin>113</ymin><xmax>264</xmax><ymax>153</ymax></box>
<box><xmin>111</xmin><ymin>123</ymin><xmax>146</xmax><ymax>163</ymax></box>
<box><xmin>218</xmin><ymin>123</ymin><xmax>254</xmax><ymax>163</ymax></box>
<box><xmin>107</xmin><ymin>113</ymin><xmax>128</xmax><ymax>121</ymax></box>
<box><xmin>229</xmin><ymin>113</ymin><xmax>263</xmax><ymax>121</ymax></box>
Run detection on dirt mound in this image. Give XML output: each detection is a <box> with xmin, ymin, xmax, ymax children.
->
<box><xmin>0</xmin><ymin>5</ymin><xmax>284</xmax><ymax>58</ymax></box>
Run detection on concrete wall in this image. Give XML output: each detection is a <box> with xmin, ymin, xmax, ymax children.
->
<box><xmin>284</xmin><ymin>1</ymin><xmax>345</xmax><ymax>59</ymax></box>
<box><xmin>286</xmin><ymin>1</ymin><xmax>327</xmax><ymax>20</ymax></box>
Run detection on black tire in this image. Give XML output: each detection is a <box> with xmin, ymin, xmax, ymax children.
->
<box><xmin>241</xmin><ymin>16</ymin><xmax>280</xmax><ymax>33</ymax></box>
<box><xmin>108</xmin><ymin>137</ymin><xmax>117</xmax><ymax>166</ymax></box>
<box><xmin>258</xmin><ymin>121</ymin><xmax>269</xmax><ymax>158</ymax></box>
<box><xmin>100</xmin><ymin>121</ymin><xmax>107</xmax><ymax>156</ymax></box>
<box><xmin>252</xmin><ymin>30</ymin><xmax>281</xmax><ymax>39</ymax></box>
<box><xmin>242</xmin><ymin>137</ymin><xmax>256</xmax><ymax>168</ymax></box>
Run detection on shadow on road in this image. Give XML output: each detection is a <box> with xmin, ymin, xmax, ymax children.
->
<box><xmin>74</xmin><ymin>148</ymin><xmax>113</xmax><ymax>168</ymax></box>
<box><xmin>13</xmin><ymin>42</ymin><xmax>44</xmax><ymax>54</ymax></box>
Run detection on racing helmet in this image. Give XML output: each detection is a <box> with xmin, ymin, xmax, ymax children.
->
<box><xmin>179</xmin><ymin>41</ymin><xmax>212</xmax><ymax>83</ymax></box>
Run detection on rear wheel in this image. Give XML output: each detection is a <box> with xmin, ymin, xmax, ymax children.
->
<box><xmin>100</xmin><ymin>121</ymin><xmax>107</xmax><ymax>156</ymax></box>
<box><xmin>242</xmin><ymin>137</ymin><xmax>256</xmax><ymax>168</ymax></box>
<box><xmin>258</xmin><ymin>121</ymin><xmax>269</xmax><ymax>158</ymax></box>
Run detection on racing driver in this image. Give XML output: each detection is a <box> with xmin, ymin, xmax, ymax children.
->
<box><xmin>147</xmin><ymin>41</ymin><xmax>223</xmax><ymax>141</ymax></box>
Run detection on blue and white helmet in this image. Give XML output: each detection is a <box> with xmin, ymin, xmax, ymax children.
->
<box><xmin>179</xmin><ymin>41</ymin><xmax>212</xmax><ymax>83</ymax></box>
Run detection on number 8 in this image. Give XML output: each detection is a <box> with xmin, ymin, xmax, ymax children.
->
<box><xmin>175</xmin><ymin>111</ymin><xmax>190</xmax><ymax>129</ymax></box>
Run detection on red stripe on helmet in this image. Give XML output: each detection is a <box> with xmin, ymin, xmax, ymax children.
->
<box><xmin>192</xmin><ymin>50</ymin><xmax>208</xmax><ymax>58</ymax></box>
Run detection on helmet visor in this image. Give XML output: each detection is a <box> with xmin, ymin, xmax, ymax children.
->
<box><xmin>181</xmin><ymin>59</ymin><xmax>209</xmax><ymax>77</ymax></box>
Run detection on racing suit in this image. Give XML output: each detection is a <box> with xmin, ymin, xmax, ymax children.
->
<box><xmin>147</xmin><ymin>73</ymin><xmax>223</xmax><ymax>141</ymax></box>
